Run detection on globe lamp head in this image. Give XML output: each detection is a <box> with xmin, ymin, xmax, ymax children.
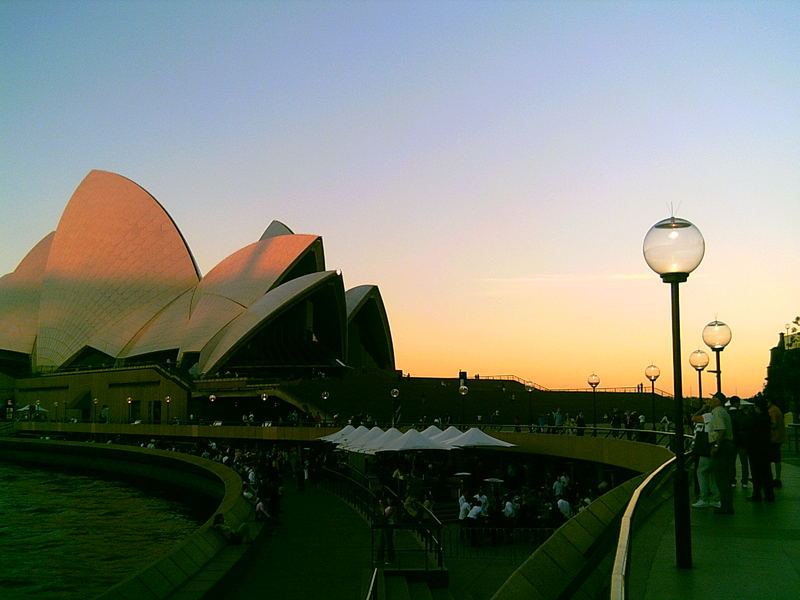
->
<box><xmin>643</xmin><ymin>217</ymin><xmax>705</xmax><ymax>282</ymax></box>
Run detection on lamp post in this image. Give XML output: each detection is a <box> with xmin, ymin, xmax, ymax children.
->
<box><xmin>525</xmin><ymin>383</ymin><xmax>534</xmax><ymax>429</ymax></box>
<box><xmin>459</xmin><ymin>385</ymin><xmax>469</xmax><ymax>426</ymax></box>
<box><xmin>165</xmin><ymin>396</ymin><xmax>171</xmax><ymax>424</ymax></box>
<box><xmin>645</xmin><ymin>365</ymin><xmax>660</xmax><ymax>429</ymax></box>
<box><xmin>127</xmin><ymin>397</ymin><xmax>133</xmax><ymax>423</ymax></box>
<box><xmin>702</xmin><ymin>320</ymin><xmax>732</xmax><ymax>396</ymax></box>
<box><xmin>587</xmin><ymin>374</ymin><xmax>600</xmax><ymax>436</ymax></box>
<box><xmin>390</xmin><ymin>388</ymin><xmax>400</xmax><ymax>427</ymax></box>
<box><xmin>689</xmin><ymin>349</ymin><xmax>709</xmax><ymax>406</ymax></box>
<box><xmin>643</xmin><ymin>215</ymin><xmax>704</xmax><ymax>569</ymax></box>
<box><xmin>53</xmin><ymin>401</ymin><xmax>59</xmax><ymax>422</ymax></box>
<box><xmin>93</xmin><ymin>398</ymin><xmax>99</xmax><ymax>423</ymax></box>
<box><xmin>209</xmin><ymin>394</ymin><xmax>216</xmax><ymax>422</ymax></box>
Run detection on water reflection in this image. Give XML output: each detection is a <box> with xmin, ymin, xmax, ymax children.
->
<box><xmin>0</xmin><ymin>462</ymin><xmax>200</xmax><ymax>599</ymax></box>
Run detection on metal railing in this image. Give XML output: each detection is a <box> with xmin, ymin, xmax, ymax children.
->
<box><xmin>441</xmin><ymin>523</ymin><xmax>553</xmax><ymax>562</ymax></box>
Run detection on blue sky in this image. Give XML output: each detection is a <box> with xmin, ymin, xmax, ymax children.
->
<box><xmin>2</xmin><ymin>1</ymin><xmax>798</xmax><ymax>397</ymax></box>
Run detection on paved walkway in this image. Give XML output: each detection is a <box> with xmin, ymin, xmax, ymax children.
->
<box><xmin>220</xmin><ymin>480</ymin><xmax>374</xmax><ymax>600</ymax></box>
<box><xmin>632</xmin><ymin>451</ymin><xmax>800</xmax><ymax>600</ymax></box>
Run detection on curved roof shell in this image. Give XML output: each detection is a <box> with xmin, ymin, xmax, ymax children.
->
<box><xmin>0</xmin><ymin>170</ymin><xmax>394</xmax><ymax>378</ymax></box>
<box><xmin>0</xmin><ymin>232</ymin><xmax>54</xmax><ymax>355</ymax></box>
<box><xmin>345</xmin><ymin>285</ymin><xmax>395</xmax><ymax>370</ymax></box>
<box><xmin>35</xmin><ymin>171</ymin><xmax>200</xmax><ymax>369</ymax></box>
<box><xmin>198</xmin><ymin>270</ymin><xmax>346</xmax><ymax>375</ymax></box>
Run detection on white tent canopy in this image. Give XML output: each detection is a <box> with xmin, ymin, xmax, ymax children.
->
<box><xmin>430</xmin><ymin>426</ymin><xmax>463</xmax><ymax>443</ymax></box>
<box><xmin>318</xmin><ymin>424</ymin><xmax>354</xmax><ymax>442</ymax></box>
<box><xmin>446</xmin><ymin>427</ymin><xmax>516</xmax><ymax>448</ymax></box>
<box><xmin>419</xmin><ymin>425</ymin><xmax>443</xmax><ymax>439</ymax></box>
<box><xmin>378</xmin><ymin>428</ymin><xmax>452</xmax><ymax>452</ymax></box>
<box><xmin>359</xmin><ymin>427</ymin><xmax>403</xmax><ymax>454</ymax></box>
<box><xmin>341</xmin><ymin>426</ymin><xmax>385</xmax><ymax>451</ymax></box>
<box><xmin>335</xmin><ymin>425</ymin><xmax>370</xmax><ymax>448</ymax></box>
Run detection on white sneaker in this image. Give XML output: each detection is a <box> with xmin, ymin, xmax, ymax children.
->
<box><xmin>710</xmin><ymin>501</ymin><xmax>721</xmax><ymax>508</ymax></box>
<box><xmin>692</xmin><ymin>500</ymin><xmax>709</xmax><ymax>508</ymax></box>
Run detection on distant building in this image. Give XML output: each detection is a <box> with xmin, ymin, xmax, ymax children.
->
<box><xmin>765</xmin><ymin>330</ymin><xmax>799</xmax><ymax>416</ymax></box>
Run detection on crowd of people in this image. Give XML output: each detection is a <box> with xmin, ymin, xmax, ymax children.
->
<box><xmin>691</xmin><ymin>392</ymin><xmax>787</xmax><ymax>513</ymax></box>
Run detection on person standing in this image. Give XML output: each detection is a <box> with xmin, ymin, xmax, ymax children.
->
<box><xmin>575</xmin><ymin>412</ymin><xmax>586</xmax><ymax>436</ymax></box>
<box><xmin>746</xmin><ymin>397</ymin><xmax>775</xmax><ymax>502</ymax></box>
<box><xmin>767</xmin><ymin>396</ymin><xmax>786</xmax><ymax>488</ymax></box>
<box><xmin>709</xmin><ymin>393</ymin><xmax>735</xmax><ymax>514</ymax></box>
<box><xmin>728</xmin><ymin>396</ymin><xmax>753</xmax><ymax>488</ymax></box>
<box><xmin>692</xmin><ymin>404</ymin><xmax>720</xmax><ymax>509</ymax></box>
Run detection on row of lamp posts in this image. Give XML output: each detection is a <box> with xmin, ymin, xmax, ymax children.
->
<box><xmin>641</xmin><ymin>215</ymin><xmax>735</xmax><ymax>570</ymax></box>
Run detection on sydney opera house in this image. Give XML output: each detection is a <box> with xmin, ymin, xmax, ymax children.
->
<box><xmin>0</xmin><ymin>170</ymin><xmax>395</xmax><ymax>423</ymax></box>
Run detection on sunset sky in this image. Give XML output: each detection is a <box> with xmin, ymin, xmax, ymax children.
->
<box><xmin>2</xmin><ymin>1</ymin><xmax>797</xmax><ymax>399</ymax></box>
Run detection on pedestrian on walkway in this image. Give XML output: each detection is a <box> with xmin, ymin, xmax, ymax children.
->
<box><xmin>709</xmin><ymin>393</ymin><xmax>735</xmax><ymax>514</ymax></box>
<box><xmin>376</xmin><ymin>496</ymin><xmax>396</xmax><ymax>564</ymax></box>
<box><xmin>746</xmin><ymin>397</ymin><xmax>775</xmax><ymax>503</ymax></box>
<box><xmin>767</xmin><ymin>395</ymin><xmax>786</xmax><ymax>488</ymax></box>
<box><xmin>692</xmin><ymin>405</ymin><xmax>720</xmax><ymax>509</ymax></box>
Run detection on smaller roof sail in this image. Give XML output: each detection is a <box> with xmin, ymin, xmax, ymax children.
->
<box><xmin>445</xmin><ymin>427</ymin><xmax>516</xmax><ymax>448</ymax></box>
<box><xmin>260</xmin><ymin>220</ymin><xmax>294</xmax><ymax>240</ymax></box>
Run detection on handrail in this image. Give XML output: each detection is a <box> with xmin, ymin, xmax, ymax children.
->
<box><xmin>478</xmin><ymin>375</ymin><xmax>548</xmax><ymax>390</ymax></box>
<box><xmin>609</xmin><ymin>455</ymin><xmax>676</xmax><ymax>600</ymax></box>
<box><xmin>364</xmin><ymin>567</ymin><xmax>379</xmax><ymax>600</ymax></box>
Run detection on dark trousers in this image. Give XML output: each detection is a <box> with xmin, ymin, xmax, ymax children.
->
<box><xmin>748</xmin><ymin>449</ymin><xmax>774</xmax><ymax>501</ymax></box>
<box><xmin>712</xmin><ymin>440</ymin><xmax>735</xmax><ymax>511</ymax></box>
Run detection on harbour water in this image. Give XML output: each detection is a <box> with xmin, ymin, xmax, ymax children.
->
<box><xmin>0</xmin><ymin>461</ymin><xmax>202</xmax><ymax>599</ymax></box>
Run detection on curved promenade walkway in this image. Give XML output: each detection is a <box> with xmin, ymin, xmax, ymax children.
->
<box><xmin>220</xmin><ymin>481</ymin><xmax>373</xmax><ymax>600</ymax></box>
<box><xmin>632</xmin><ymin>451</ymin><xmax>800</xmax><ymax>600</ymax></box>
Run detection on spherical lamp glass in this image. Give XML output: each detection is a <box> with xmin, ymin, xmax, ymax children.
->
<box><xmin>645</xmin><ymin>365</ymin><xmax>661</xmax><ymax>382</ymax></box>
<box><xmin>702</xmin><ymin>320</ymin><xmax>732</xmax><ymax>350</ymax></box>
<box><xmin>587</xmin><ymin>374</ymin><xmax>600</xmax><ymax>388</ymax></box>
<box><xmin>458</xmin><ymin>385</ymin><xmax>469</xmax><ymax>396</ymax></box>
<box><xmin>643</xmin><ymin>217</ymin><xmax>705</xmax><ymax>279</ymax></box>
<box><xmin>689</xmin><ymin>349</ymin><xmax>709</xmax><ymax>371</ymax></box>
<box><xmin>390</xmin><ymin>388</ymin><xmax>399</xmax><ymax>399</ymax></box>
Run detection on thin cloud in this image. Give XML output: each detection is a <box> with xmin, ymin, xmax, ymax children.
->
<box><xmin>478</xmin><ymin>273</ymin><xmax>652</xmax><ymax>284</ymax></box>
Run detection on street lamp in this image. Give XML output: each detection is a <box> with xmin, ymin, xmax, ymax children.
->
<box><xmin>127</xmin><ymin>397</ymin><xmax>133</xmax><ymax>423</ymax></box>
<box><xmin>645</xmin><ymin>365</ymin><xmax>660</xmax><ymax>429</ymax></box>
<box><xmin>53</xmin><ymin>401</ymin><xmax>59</xmax><ymax>422</ymax></box>
<box><xmin>689</xmin><ymin>349</ymin><xmax>709</xmax><ymax>406</ymax></box>
<box><xmin>165</xmin><ymin>396</ymin><xmax>171</xmax><ymax>424</ymax></box>
<box><xmin>587</xmin><ymin>374</ymin><xmax>600</xmax><ymax>436</ymax></box>
<box><xmin>702</xmin><ymin>320</ymin><xmax>732</xmax><ymax>396</ymax></box>
<box><xmin>93</xmin><ymin>398</ymin><xmax>99</xmax><ymax>423</ymax></box>
<box><xmin>525</xmin><ymin>383</ymin><xmax>534</xmax><ymax>429</ymax></box>
<box><xmin>389</xmin><ymin>388</ymin><xmax>400</xmax><ymax>427</ymax></box>
<box><xmin>209</xmin><ymin>394</ymin><xmax>216</xmax><ymax>422</ymax></box>
<box><xmin>459</xmin><ymin>385</ymin><xmax>469</xmax><ymax>426</ymax></box>
<box><xmin>643</xmin><ymin>215</ymin><xmax>704</xmax><ymax>569</ymax></box>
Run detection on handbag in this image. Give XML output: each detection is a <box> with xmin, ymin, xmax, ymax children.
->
<box><xmin>692</xmin><ymin>430</ymin><xmax>710</xmax><ymax>456</ymax></box>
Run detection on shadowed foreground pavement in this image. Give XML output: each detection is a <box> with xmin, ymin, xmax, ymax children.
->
<box><xmin>221</xmin><ymin>482</ymin><xmax>373</xmax><ymax>600</ymax></box>
<box><xmin>632</xmin><ymin>451</ymin><xmax>800</xmax><ymax>600</ymax></box>
<box><xmin>221</xmin><ymin>451</ymin><xmax>800</xmax><ymax>600</ymax></box>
